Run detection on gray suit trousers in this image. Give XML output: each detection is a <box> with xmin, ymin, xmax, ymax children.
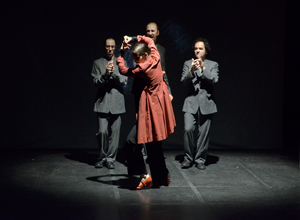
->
<box><xmin>183</xmin><ymin>110</ymin><xmax>212</xmax><ymax>164</ymax></box>
<box><xmin>97</xmin><ymin>113</ymin><xmax>121</xmax><ymax>162</ymax></box>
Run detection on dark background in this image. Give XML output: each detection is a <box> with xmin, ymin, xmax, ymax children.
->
<box><xmin>1</xmin><ymin>1</ymin><xmax>298</xmax><ymax>157</ymax></box>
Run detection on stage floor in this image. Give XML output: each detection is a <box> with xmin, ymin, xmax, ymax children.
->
<box><xmin>1</xmin><ymin>149</ymin><xmax>299</xmax><ymax>220</ymax></box>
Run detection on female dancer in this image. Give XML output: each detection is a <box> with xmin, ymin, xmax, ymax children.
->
<box><xmin>117</xmin><ymin>35</ymin><xmax>176</xmax><ymax>189</ymax></box>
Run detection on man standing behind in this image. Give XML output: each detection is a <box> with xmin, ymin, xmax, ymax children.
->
<box><xmin>129</xmin><ymin>22</ymin><xmax>172</xmax><ymax>107</ymax></box>
<box><xmin>91</xmin><ymin>37</ymin><xmax>127</xmax><ymax>169</ymax></box>
<box><xmin>146</xmin><ymin>22</ymin><xmax>173</xmax><ymax>100</ymax></box>
<box><xmin>181</xmin><ymin>38</ymin><xmax>219</xmax><ymax>170</ymax></box>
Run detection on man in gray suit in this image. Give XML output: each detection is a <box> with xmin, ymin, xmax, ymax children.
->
<box><xmin>91</xmin><ymin>37</ymin><xmax>127</xmax><ymax>169</ymax></box>
<box><xmin>181</xmin><ymin>38</ymin><xmax>219</xmax><ymax>170</ymax></box>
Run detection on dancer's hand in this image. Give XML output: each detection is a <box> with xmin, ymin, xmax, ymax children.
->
<box><xmin>124</xmin><ymin>35</ymin><xmax>132</xmax><ymax>44</ymax></box>
<box><xmin>121</xmin><ymin>35</ymin><xmax>132</xmax><ymax>50</ymax></box>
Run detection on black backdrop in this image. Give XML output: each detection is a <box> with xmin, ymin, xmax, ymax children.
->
<box><xmin>2</xmin><ymin>1</ymin><xmax>296</xmax><ymax>153</ymax></box>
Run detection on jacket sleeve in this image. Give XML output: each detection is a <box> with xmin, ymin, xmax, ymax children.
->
<box><xmin>135</xmin><ymin>36</ymin><xmax>160</xmax><ymax>71</ymax></box>
<box><xmin>181</xmin><ymin>60</ymin><xmax>195</xmax><ymax>86</ymax></box>
<box><xmin>91</xmin><ymin>60</ymin><xmax>109</xmax><ymax>88</ymax></box>
<box><xmin>202</xmin><ymin>61</ymin><xmax>219</xmax><ymax>84</ymax></box>
<box><xmin>110</xmin><ymin>60</ymin><xmax>128</xmax><ymax>86</ymax></box>
<box><xmin>117</xmin><ymin>56</ymin><xmax>129</xmax><ymax>74</ymax></box>
<box><xmin>163</xmin><ymin>72</ymin><xmax>172</xmax><ymax>94</ymax></box>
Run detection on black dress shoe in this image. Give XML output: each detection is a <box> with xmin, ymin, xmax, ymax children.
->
<box><xmin>181</xmin><ymin>160</ymin><xmax>192</xmax><ymax>169</ymax></box>
<box><xmin>196</xmin><ymin>162</ymin><xmax>206</xmax><ymax>170</ymax></box>
<box><xmin>95</xmin><ymin>160</ymin><xmax>105</xmax><ymax>168</ymax></box>
<box><xmin>106</xmin><ymin>161</ymin><xmax>115</xmax><ymax>169</ymax></box>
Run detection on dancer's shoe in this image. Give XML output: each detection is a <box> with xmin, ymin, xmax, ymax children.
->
<box><xmin>136</xmin><ymin>174</ymin><xmax>152</xmax><ymax>190</ymax></box>
<box><xmin>161</xmin><ymin>177</ymin><xmax>171</xmax><ymax>186</ymax></box>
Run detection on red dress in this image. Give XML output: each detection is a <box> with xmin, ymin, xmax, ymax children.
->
<box><xmin>117</xmin><ymin>36</ymin><xmax>176</xmax><ymax>144</ymax></box>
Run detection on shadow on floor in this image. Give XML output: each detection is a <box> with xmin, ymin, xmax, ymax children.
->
<box><xmin>64</xmin><ymin>150</ymin><xmax>98</xmax><ymax>166</ymax></box>
<box><xmin>64</xmin><ymin>149</ymin><xmax>129</xmax><ymax>167</ymax></box>
<box><xmin>174</xmin><ymin>153</ymin><xmax>219</xmax><ymax>166</ymax></box>
<box><xmin>86</xmin><ymin>174</ymin><xmax>142</xmax><ymax>190</ymax></box>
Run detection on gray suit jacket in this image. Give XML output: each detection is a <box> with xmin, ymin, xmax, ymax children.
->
<box><xmin>91</xmin><ymin>56</ymin><xmax>127</xmax><ymax>114</ymax></box>
<box><xmin>181</xmin><ymin>59</ymin><xmax>219</xmax><ymax>115</ymax></box>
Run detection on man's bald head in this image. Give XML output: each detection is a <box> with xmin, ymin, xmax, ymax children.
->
<box><xmin>146</xmin><ymin>22</ymin><xmax>160</xmax><ymax>44</ymax></box>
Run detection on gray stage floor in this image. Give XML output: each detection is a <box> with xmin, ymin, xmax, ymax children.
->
<box><xmin>0</xmin><ymin>149</ymin><xmax>299</xmax><ymax>220</ymax></box>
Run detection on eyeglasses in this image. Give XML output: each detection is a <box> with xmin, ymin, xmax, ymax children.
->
<box><xmin>105</xmin><ymin>45</ymin><xmax>115</xmax><ymax>49</ymax></box>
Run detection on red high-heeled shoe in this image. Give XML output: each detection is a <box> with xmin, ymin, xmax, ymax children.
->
<box><xmin>162</xmin><ymin>177</ymin><xmax>171</xmax><ymax>186</ymax></box>
<box><xmin>136</xmin><ymin>174</ymin><xmax>152</xmax><ymax>190</ymax></box>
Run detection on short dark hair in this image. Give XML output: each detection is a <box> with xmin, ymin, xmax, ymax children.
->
<box><xmin>193</xmin><ymin>37</ymin><xmax>211</xmax><ymax>55</ymax></box>
<box><xmin>132</xmin><ymin>43</ymin><xmax>150</xmax><ymax>56</ymax></box>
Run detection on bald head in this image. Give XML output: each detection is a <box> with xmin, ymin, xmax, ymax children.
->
<box><xmin>146</xmin><ymin>22</ymin><xmax>159</xmax><ymax>44</ymax></box>
<box><xmin>146</xmin><ymin>22</ymin><xmax>158</xmax><ymax>30</ymax></box>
